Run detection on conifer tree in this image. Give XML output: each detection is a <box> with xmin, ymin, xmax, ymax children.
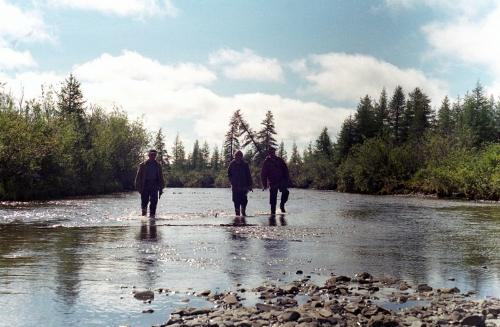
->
<box><xmin>210</xmin><ymin>147</ymin><xmax>221</xmax><ymax>171</ymax></box>
<box><xmin>335</xmin><ymin>115</ymin><xmax>357</xmax><ymax>161</ymax></box>
<box><xmin>288</xmin><ymin>142</ymin><xmax>303</xmax><ymax>186</ymax></box>
<box><xmin>388</xmin><ymin>85</ymin><xmax>406</xmax><ymax>144</ymax></box>
<box><xmin>153</xmin><ymin>128</ymin><xmax>169</xmax><ymax>168</ymax></box>
<box><xmin>190</xmin><ymin>140</ymin><xmax>202</xmax><ymax>170</ymax></box>
<box><xmin>223</xmin><ymin>110</ymin><xmax>241</xmax><ymax>164</ymax></box>
<box><xmin>406</xmin><ymin>87</ymin><xmax>432</xmax><ymax>140</ymax></box>
<box><xmin>255</xmin><ymin>110</ymin><xmax>278</xmax><ymax>164</ymax></box>
<box><xmin>354</xmin><ymin>95</ymin><xmax>377</xmax><ymax>142</ymax></box>
<box><xmin>278</xmin><ymin>141</ymin><xmax>288</xmax><ymax>161</ymax></box>
<box><xmin>58</xmin><ymin>74</ymin><xmax>86</xmax><ymax>121</ymax></box>
<box><xmin>315</xmin><ymin>127</ymin><xmax>334</xmax><ymax>159</ymax></box>
<box><xmin>171</xmin><ymin>134</ymin><xmax>186</xmax><ymax>170</ymax></box>
<box><xmin>374</xmin><ymin>88</ymin><xmax>389</xmax><ymax>135</ymax></box>
<box><xmin>437</xmin><ymin>96</ymin><xmax>453</xmax><ymax>136</ymax></box>
<box><xmin>201</xmin><ymin>141</ymin><xmax>210</xmax><ymax>170</ymax></box>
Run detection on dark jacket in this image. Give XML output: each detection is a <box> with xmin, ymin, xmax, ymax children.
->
<box><xmin>261</xmin><ymin>155</ymin><xmax>289</xmax><ymax>188</ymax></box>
<box><xmin>227</xmin><ymin>159</ymin><xmax>253</xmax><ymax>192</ymax></box>
<box><xmin>135</xmin><ymin>160</ymin><xmax>165</xmax><ymax>194</ymax></box>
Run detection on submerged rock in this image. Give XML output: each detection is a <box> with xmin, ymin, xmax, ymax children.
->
<box><xmin>133</xmin><ymin>290</ymin><xmax>154</xmax><ymax>301</ymax></box>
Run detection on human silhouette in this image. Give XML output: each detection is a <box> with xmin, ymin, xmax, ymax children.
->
<box><xmin>261</xmin><ymin>147</ymin><xmax>290</xmax><ymax>215</ymax></box>
<box><xmin>227</xmin><ymin>150</ymin><xmax>253</xmax><ymax>216</ymax></box>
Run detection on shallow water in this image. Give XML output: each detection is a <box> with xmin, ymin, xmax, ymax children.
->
<box><xmin>0</xmin><ymin>188</ymin><xmax>499</xmax><ymax>327</ymax></box>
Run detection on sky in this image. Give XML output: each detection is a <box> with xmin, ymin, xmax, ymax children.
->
<box><xmin>1</xmin><ymin>0</ymin><xmax>500</xmax><ymax>150</ymax></box>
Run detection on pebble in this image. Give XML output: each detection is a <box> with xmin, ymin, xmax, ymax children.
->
<box><xmin>153</xmin><ymin>271</ymin><xmax>500</xmax><ymax>327</ymax></box>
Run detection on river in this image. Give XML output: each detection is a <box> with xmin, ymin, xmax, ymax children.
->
<box><xmin>0</xmin><ymin>188</ymin><xmax>499</xmax><ymax>326</ymax></box>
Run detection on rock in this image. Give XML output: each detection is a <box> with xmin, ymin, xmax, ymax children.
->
<box><xmin>399</xmin><ymin>282</ymin><xmax>410</xmax><ymax>291</ymax></box>
<box><xmin>487</xmin><ymin>308</ymin><xmax>500</xmax><ymax>316</ymax></box>
<box><xmin>142</xmin><ymin>308</ymin><xmax>154</xmax><ymax>313</ymax></box>
<box><xmin>461</xmin><ymin>315</ymin><xmax>485</xmax><ymax>327</ymax></box>
<box><xmin>189</xmin><ymin>309</ymin><xmax>212</xmax><ymax>316</ymax></box>
<box><xmin>450</xmin><ymin>311</ymin><xmax>463</xmax><ymax>321</ymax></box>
<box><xmin>282</xmin><ymin>284</ymin><xmax>299</xmax><ymax>294</ymax></box>
<box><xmin>439</xmin><ymin>287</ymin><xmax>460</xmax><ymax>294</ymax></box>
<box><xmin>133</xmin><ymin>290</ymin><xmax>154</xmax><ymax>301</ymax></box>
<box><xmin>344</xmin><ymin>303</ymin><xmax>361</xmax><ymax>315</ymax></box>
<box><xmin>296</xmin><ymin>270</ymin><xmax>304</xmax><ymax>275</ymax></box>
<box><xmin>318</xmin><ymin>308</ymin><xmax>333</xmax><ymax>318</ymax></box>
<box><xmin>417</xmin><ymin>284</ymin><xmax>433</xmax><ymax>292</ymax></box>
<box><xmin>256</xmin><ymin>303</ymin><xmax>279</xmax><ymax>312</ymax></box>
<box><xmin>281</xmin><ymin>310</ymin><xmax>301</xmax><ymax>322</ymax></box>
<box><xmin>223</xmin><ymin>294</ymin><xmax>239</xmax><ymax>305</ymax></box>
<box><xmin>235</xmin><ymin>321</ymin><xmax>251</xmax><ymax>327</ymax></box>
<box><xmin>325</xmin><ymin>275</ymin><xmax>351</xmax><ymax>287</ymax></box>
<box><xmin>199</xmin><ymin>290</ymin><xmax>211</xmax><ymax>296</ymax></box>
<box><xmin>354</xmin><ymin>272</ymin><xmax>373</xmax><ymax>283</ymax></box>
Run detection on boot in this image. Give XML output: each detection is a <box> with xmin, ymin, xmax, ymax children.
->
<box><xmin>241</xmin><ymin>205</ymin><xmax>247</xmax><ymax>217</ymax></box>
<box><xmin>141</xmin><ymin>208</ymin><xmax>147</xmax><ymax>216</ymax></box>
<box><xmin>270</xmin><ymin>205</ymin><xmax>276</xmax><ymax>215</ymax></box>
<box><xmin>235</xmin><ymin>205</ymin><xmax>241</xmax><ymax>216</ymax></box>
<box><xmin>149</xmin><ymin>212</ymin><xmax>156</xmax><ymax>219</ymax></box>
<box><xmin>280</xmin><ymin>202</ymin><xmax>286</xmax><ymax>213</ymax></box>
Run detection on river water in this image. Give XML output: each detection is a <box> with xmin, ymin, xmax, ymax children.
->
<box><xmin>0</xmin><ymin>188</ymin><xmax>499</xmax><ymax>326</ymax></box>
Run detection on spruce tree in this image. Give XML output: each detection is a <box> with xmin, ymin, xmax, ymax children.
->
<box><xmin>210</xmin><ymin>147</ymin><xmax>221</xmax><ymax>171</ymax></box>
<box><xmin>190</xmin><ymin>140</ymin><xmax>201</xmax><ymax>170</ymax></box>
<box><xmin>288</xmin><ymin>142</ymin><xmax>303</xmax><ymax>186</ymax></box>
<box><xmin>374</xmin><ymin>88</ymin><xmax>389</xmax><ymax>135</ymax></box>
<box><xmin>58</xmin><ymin>74</ymin><xmax>86</xmax><ymax>121</ymax></box>
<box><xmin>462</xmin><ymin>82</ymin><xmax>496</xmax><ymax>145</ymax></box>
<box><xmin>335</xmin><ymin>115</ymin><xmax>357</xmax><ymax>161</ymax></box>
<box><xmin>223</xmin><ymin>110</ymin><xmax>241</xmax><ymax>164</ymax></box>
<box><xmin>255</xmin><ymin>110</ymin><xmax>278</xmax><ymax>164</ymax></box>
<box><xmin>437</xmin><ymin>96</ymin><xmax>454</xmax><ymax>137</ymax></box>
<box><xmin>278</xmin><ymin>141</ymin><xmax>288</xmax><ymax>161</ymax></box>
<box><xmin>354</xmin><ymin>95</ymin><xmax>377</xmax><ymax>142</ymax></box>
<box><xmin>315</xmin><ymin>127</ymin><xmax>334</xmax><ymax>159</ymax></box>
<box><xmin>171</xmin><ymin>134</ymin><xmax>186</xmax><ymax>171</ymax></box>
<box><xmin>388</xmin><ymin>85</ymin><xmax>406</xmax><ymax>144</ymax></box>
<box><xmin>201</xmin><ymin>141</ymin><xmax>210</xmax><ymax>170</ymax></box>
<box><xmin>406</xmin><ymin>87</ymin><xmax>432</xmax><ymax>140</ymax></box>
<box><xmin>153</xmin><ymin>128</ymin><xmax>169</xmax><ymax>168</ymax></box>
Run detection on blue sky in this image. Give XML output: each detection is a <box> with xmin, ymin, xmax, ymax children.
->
<box><xmin>1</xmin><ymin>0</ymin><xmax>499</xmax><ymax>149</ymax></box>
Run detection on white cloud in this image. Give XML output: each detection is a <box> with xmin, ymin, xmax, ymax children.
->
<box><xmin>383</xmin><ymin>0</ymin><xmax>495</xmax><ymax>17</ymax></box>
<box><xmin>298</xmin><ymin>52</ymin><xmax>447</xmax><ymax>104</ymax></box>
<box><xmin>74</xmin><ymin>50</ymin><xmax>216</xmax><ymax>88</ymax></box>
<box><xmin>422</xmin><ymin>3</ymin><xmax>500</xmax><ymax>96</ymax></box>
<box><xmin>209</xmin><ymin>48</ymin><xmax>284</xmax><ymax>82</ymax></box>
<box><xmin>0</xmin><ymin>47</ymin><xmax>36</xmax><ymax>70</ymax></box>
<box><xmin>0</xmin><ymin>0</ymin><xmax>52</xmax><ymax>43</ymax></box>
<box><xmin>1</xmin><ymin>50</ymin><xmax>352</xmax><ymax>148</ymax></box>
<box><xmin>46</xmin><ymin>0</ymin><xmax>179</xmax><ymax>18</ymax></box>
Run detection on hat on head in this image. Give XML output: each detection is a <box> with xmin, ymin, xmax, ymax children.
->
<box><xmin>148</xmin><ymin>149</ymin><xmax>158</xmax><ymax>154</ymax></box>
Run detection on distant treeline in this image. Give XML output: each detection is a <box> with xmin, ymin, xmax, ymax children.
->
<box><xmin>1</xmin><ymin>76</ymin><xmax>499</xmax><ymax>201</ymax></box>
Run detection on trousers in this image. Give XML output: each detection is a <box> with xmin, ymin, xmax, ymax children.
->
<box><xmin>269</xmin><ymin>185</ymin><xmax>289</xmax><ymax>207</ymax></box>
<box><xmin>232</xmin><ymin>190</ymin><xmax>248</xmax><ymax>209</ymax></box>
<box><xmin>141</xmin><ymin>183</ymin><xmax>159</xmax><ymax>215</ymax></box>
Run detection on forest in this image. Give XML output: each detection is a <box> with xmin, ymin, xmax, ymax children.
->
<box><xmin>1</xmin><ymin>75</ymin><xmax>499</xmax><ymax>200</ymax></box>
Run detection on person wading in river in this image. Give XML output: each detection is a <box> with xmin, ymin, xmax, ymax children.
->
<box><xmin>227</xmin><ymin>150</ymin><xmax>253</xmax><ymax>216</ymax></box>
<box><xmin>261</xmin><ymin>147</ymin><xmax>290</xmax><ymax>215</ymax></box>
<box><xmin>135</xmin><ymin>149</ymin><xmax>165</xmax><ymax>218</ymax></box>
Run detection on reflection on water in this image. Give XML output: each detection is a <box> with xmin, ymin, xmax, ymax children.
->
<box><xmin>0</xmin><ymin>189</ymin><xmax>499</xmax><ymax>327</ymax></box>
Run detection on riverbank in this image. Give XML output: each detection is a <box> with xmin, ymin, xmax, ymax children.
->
<box><xmin>132</xmin><ymin>271</ymin><xmax>500</xmax><ymax>327</ymax></box>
